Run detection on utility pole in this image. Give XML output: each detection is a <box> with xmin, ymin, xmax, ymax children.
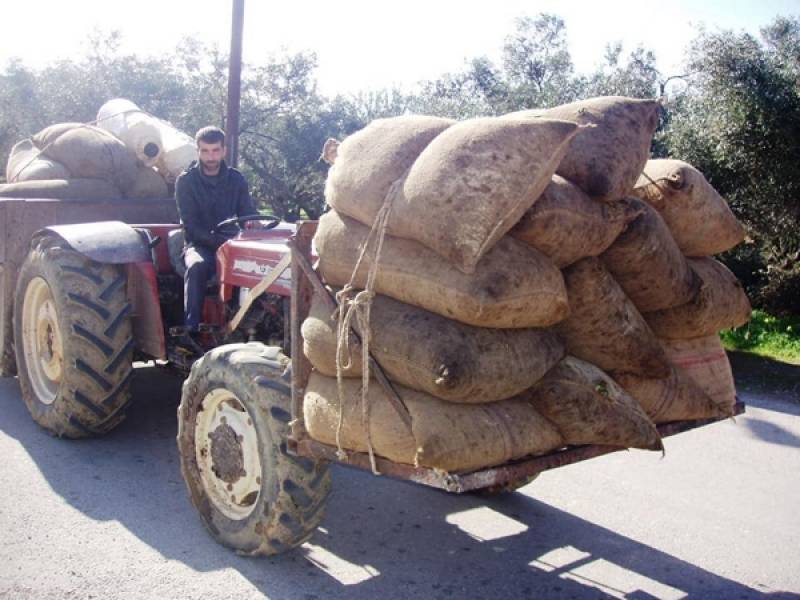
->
<box><xmin>226</xmin><ymin>0</ymin><xmax>245</xmax><ymax>167</ymax></box>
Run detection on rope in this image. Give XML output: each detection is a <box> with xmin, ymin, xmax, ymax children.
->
<box><xmin>640</xmin><ymin>170</ymin><xmax>660</xmax><ymax>187</ymax></box>
<box><xmin>640</xmin><ymin>169</ymin><xmax>681</xmax><ymax>193</ymax></box>
<box><xmin>333</xmin><ymin>181</ymin><xmax>398</xmax><ymax>474</ymax></box>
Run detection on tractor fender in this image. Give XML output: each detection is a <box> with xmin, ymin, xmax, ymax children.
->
<box><xmin>36</xmin><ymin>221</ymin><xmax>167</xmax><ymax>360</ymax></box>
<box><xmin>35</xmin><ymin>221</ymin><xmax>151</xmax><ymax>264</ymax></box>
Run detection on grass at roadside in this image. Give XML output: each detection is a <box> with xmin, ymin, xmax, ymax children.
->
<box><xmin>721</xmin><ymin>310</ymin><xmax>800</xmax><ymax>365</ymax></box>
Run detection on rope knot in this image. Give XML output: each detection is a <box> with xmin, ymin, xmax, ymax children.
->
<box><xmin>332</xmin><ymin>184</ymin><xmax>398</xmax><ymax>476</ymax></box>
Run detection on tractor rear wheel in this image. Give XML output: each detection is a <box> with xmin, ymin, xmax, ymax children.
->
<box><xmin>13</xmin><ymin>235</ymin><xmax>134</xmax><ymax>438</ymax></box>
<box><xmin>177</xmin><ymin>342</ymin><xmax>330</xmax><ymax>555</ymax></box>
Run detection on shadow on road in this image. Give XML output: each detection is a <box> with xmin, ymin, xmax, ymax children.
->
<box><xmin>0</xmin><ymin>365</ymin><xmax>781</xmax><ymax>599</ymax></box>
<box><xmin>729</xmin><ymin>351</ymin><xmax>800</xmax><ymax>407</ymax></box>
<box><xmin>743</xmin><ymin>417</ymin><xmax>800</xmax><ymax>449</ymax></box>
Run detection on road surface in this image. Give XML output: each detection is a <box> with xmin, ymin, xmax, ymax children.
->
<box><xmin>0</xmin><ymin>361</ymin><xmax>798</xmax><ymax>599</ymax></box>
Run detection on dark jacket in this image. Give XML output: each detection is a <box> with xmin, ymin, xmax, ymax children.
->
<box><xmin>175</xmin><ymin>160</ymin><xmax>256</xmax><ymax>251</ymax></box>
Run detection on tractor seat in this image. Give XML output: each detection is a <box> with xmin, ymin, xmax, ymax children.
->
<box><xmin>167</xmin><ymin>228</ymin><xmax>218</xmax><ymax>286</ymax></box>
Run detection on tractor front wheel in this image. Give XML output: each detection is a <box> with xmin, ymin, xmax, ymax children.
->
<box><xmin>177</xmin><ymin>343</ymin><xmax>330</xmax><ymax>555</ymax></box>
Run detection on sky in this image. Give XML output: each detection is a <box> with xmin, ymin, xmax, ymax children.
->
<box><xmin>1</xmin><ymin>0</ymin><xmax>797</xmax><ymax>96</ymax></box>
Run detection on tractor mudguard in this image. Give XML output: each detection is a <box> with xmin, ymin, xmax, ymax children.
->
<box><xmin>36</xmin><ymin>221</ymin><xmax>152</xmax><ymax>264</ymax></box>
<box><xmin>36</xmin><ymin>221</ymin><xmax>167</xmax><ymax>360</ymax></box>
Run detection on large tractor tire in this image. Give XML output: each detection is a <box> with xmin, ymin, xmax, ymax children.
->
<box><xmin>13</xmin><ymin>235</ymin><xmax>134</xmax><ymax>438</ymax></box>
<box><xmin>177</xmin><ymin>343</ymin><xmax>330</xmax><ymax>556</ymax></box>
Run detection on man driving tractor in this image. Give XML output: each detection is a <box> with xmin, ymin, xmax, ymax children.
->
<box><xmin>175</xmin><ymin>126</ymin><xmax>256</xmax><ymax>350</ymax></box>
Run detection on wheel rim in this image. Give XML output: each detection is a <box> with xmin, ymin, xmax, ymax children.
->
<box><xmin>21</xmin><ymin>277</ymin><xmax>64</xmax><ymax>405</ymax></box>
<box><xmin>195</xmin><ymin>388</ymin><xmax>263</xmax><ymax>521</ymax></box>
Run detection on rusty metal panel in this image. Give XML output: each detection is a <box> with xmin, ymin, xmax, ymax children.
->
<box><xmin>0</xmin><ymin>263</ymin><xmax>14</xmax><ymax>375</ymax></box>
<box><xmin>0</xmin><ymin>202</ymin><xmax>7</xmax><ymax>373</ymax></box>
<box><xmin>54</xmin><ymin>197</ymin><xmax>178</xmax><ymax>225</ymax></box>
<box><xmin>127</xmin><ymin>262</ymin><xmax>166</xmax><ymax>359</ymax></box>
<box><xmin>0</xmin><ymin>202</ymin><xmax>26</xmax><ymax>374</ymax></box>
<box><xmin>0</xmin><ymin>197</ymin><xmax>177</xmax><ymax>375</ymax></box>
<box><xmin>22</xmin><ymin>201</ymin><xmax>58</xmax><ymax>255</ymax></box>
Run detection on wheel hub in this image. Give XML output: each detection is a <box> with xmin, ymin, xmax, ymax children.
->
<box><xmin>195</xmin><ymin>388</ymin><xmax>262</xmax><ymax>520</ymax></box>
<box><xmin>208</xmin><ymin>423</ymin><xmax>246</xmax><ymax>484</ymax></box>
<box><xmin>22</xmin><ymin>277</ymin><xmax>63</xmax><ymax>404</ymax></box>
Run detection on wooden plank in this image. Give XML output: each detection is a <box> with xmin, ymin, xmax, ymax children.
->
<box><xmin>289</xmin><ymin>222</ymin><xmax>316</xmax><ymax>438</ymax></box>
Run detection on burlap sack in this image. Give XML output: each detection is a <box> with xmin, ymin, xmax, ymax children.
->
<box><xmin>632</xmin><ymin>159</ymin><xmax>745</xmax><ymax>256</ymax></box>
<box><xmin>303</xmin><ymin>372</ymin><xmax>564</xmax><ymax>473</ymax></box>
<box><xmin>324</xmin><ymin>115</ymin><xmax>454</xmax><ymax>225</ymax></box>
<box><xmin>645</xmin><ymin>258</ymin><xmax>751</xmax><ymax>339</ymax></box>
<box><xmin>601</xmin><ymin>200</ymin><xmax>701</xmax><ymax>313</ymax></box>
<box><xmin>614</xmin><ymin>365</ymin><xmax>729</xmax><ymax>424</ymax></box>
<box><xmin>302</xmin><ymin>292</ymin><xmax>565</xmax><ymax>402</ymax></box>
<box><xmin>314</xmin><ymin>210</ymin><xmax>569</xmax><ymax>328</ymax></box>
<box><xmin>0</xmin><ymin>178</ymin><xmax>122</xmax><ymax>200</ymax></box>
<box><xmin>33</xmin><ymin>123</ymin><xmax>138</xmax><ymax>193</ymax></box>
<box><xmin>524</xmin><ymin>357</ymin><xmax>662</xmax><ymax>450</ymax></box>
<box><xmin>661</xmin><ymin>335</ymin><xmax>737</xmax><ymax>412</ymax></box>
<box><xmin>389</xmin><ymin>116</ymin><xmax>579</xmax><ymax>274</ymax></box>
<box><xmin>555</xmin><ymin>257</ymin><xmax>670</xmax><ymax>378</ymax></box>
<box><xmin>510</xmin><ymin>175</ymin><xmax>644</xmax><ymax>267</ymax></box>
<box><xmin>508</xmin><ymin>96</ymin><xmax>661</xmax><ymax>201</ymax></box>
<box><xmin>126</xmin><ymin>165</ymin><xmax>170</xmax><ymax>199</ymax></box>
<box><xmin>5</xmin><ymin>139</ymin><xmax>69</xmax><ymax>182</ymax></box>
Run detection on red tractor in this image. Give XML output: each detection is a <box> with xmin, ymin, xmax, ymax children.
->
<box><xmin>1</xmin><ymin>197</ymin><xmax>329</xmax><ymax>555</ymax></box>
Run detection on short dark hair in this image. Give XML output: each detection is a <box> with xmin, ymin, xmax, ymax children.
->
<box><xmin>195</xmin><ymin>126</ymin><xmax>225</xmax><ymax>146</ymax></box>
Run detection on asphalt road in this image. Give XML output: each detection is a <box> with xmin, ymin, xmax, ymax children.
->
<box><xmin>0</xmin><ymin>362</ymin><xmax>798</xmax><ymax>600</ymax></box>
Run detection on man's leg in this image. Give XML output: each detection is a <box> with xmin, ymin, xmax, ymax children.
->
<box><xmin>183</xmin><ymin>246</ymin><xmax>217</xmax><ymax>331</ymax></box>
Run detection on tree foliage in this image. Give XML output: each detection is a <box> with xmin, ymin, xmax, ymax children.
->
<box><xmin>0</xmin><ymin>33</ymin><xmax>359</xmax><ymax>221</ymax></box>
<box><xmin>660</xmin><ymin>19</ymin><xmax>800</xmax><ymax>313</ymax></box>
<box><xmin>1</xmin><ymin>14</ymin><xmax>799</xmax><ymax>314</ymax></box>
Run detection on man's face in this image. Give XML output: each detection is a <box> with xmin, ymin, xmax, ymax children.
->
<box><xmin>197</xmin><ymin>140</ymin><xmax>225</xmax><ymax>174</ymax></box>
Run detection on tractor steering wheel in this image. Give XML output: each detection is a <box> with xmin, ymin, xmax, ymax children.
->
<box><xmin>212</xmin><ymin>214</ymin><xmax>280</xmax><ymax>237</ymax></box>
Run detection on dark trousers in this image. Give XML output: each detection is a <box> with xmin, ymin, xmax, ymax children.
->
<box><xmin>184</xmin><ymin>245</ymin><xmax>216</xmax><ymax>331</ymax></box>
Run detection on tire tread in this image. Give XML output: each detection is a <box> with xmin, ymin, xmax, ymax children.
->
<box><xmin>13</xmin><ymin>236</ymin><xmax>134</xmax><ymax>438</ymax></box>
<box><xmin>177</xmin><ymin>343</ymin><xmax>330</xmax><ymax>557</ymax></box>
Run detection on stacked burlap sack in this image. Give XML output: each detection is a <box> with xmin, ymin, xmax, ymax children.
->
<box><xmin>2</xmin><ymin>123</ymin><xmax>169</xmax><ymax>200</ymax></box>
<box><xmin>301</xmin><ymin>96</ymin><xmax>750</xmax><ymax>474</ymax></box>
<box><xmin>0</xmin><ymin>99</ymin><xmax>194</xmax><ymax>199</ymax></box>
